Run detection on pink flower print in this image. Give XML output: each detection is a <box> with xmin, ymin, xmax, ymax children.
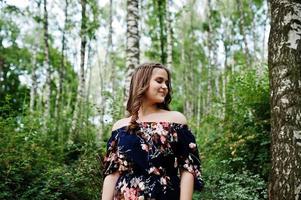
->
<box><xmin>148</xmin><ymin>166</ymin><xmax>160</xmax><ymax>175</ymax></box>
<box><xmin>124</xmin><ymin>188</ymin><xmax>138</xmax><ymax>200</ymax></box>
<box><xmin>160</xmin><ymin>177</ymin><xmax>167</xmax><ymax>185</ymax></box>
<box><xmin>189</xmin><ymin>143</ymin><xmax>196</xmax><ymax>149</ymax></box>
<box><xmin>155</xmin><ymin>124</ymin><xmax>164</xmax><ymax>135</ymax></box>
<box><xmin>160</xmin><ymin>135</ymin><xmax>166</xmax><ymax>144</ymax></box>
<box><xmin>195</xmin><ymin>169</ymin><xmax>201</xmax><ymax>177</ymax></box>
<box><xmin>119</xmin><ymin>165</ymin><xmax>126</xmax><ymax>171</ymax></box>
<box><xmin>187</xmin><ymin>165</ymin><xmax>194</xmax><ymax>173</ymax></box>
<box><xmin>138</xmin><ymin>182</ymin><xmax>145</xmax><ymax>191</ymax></box>
<box><xmin>104</xmin><ymin>156</ymin><xmax>108</xmax><ymax>162</ymax></box>
<box><xmin>138</xmin><ymin>196</ymin><xmax>144</xmax><ymax>200</ymax></box>
<box><xmin>161</xmin><ymin>121</ymin><xmax>170</xmax><ymax>128</ymax></box>
<box><xmin>120</xmin><ymin>180</ymin><xmax>128</xmax><ymax>193</ymax></box>
<box><xmin>141</xmin><ymin>131</ymin><xmax>151</xmax><ymax>140</ymax></box>
<box><xmin>141</xmin><ymin>144</ymin><xmax>149</xmax><ymax>152</ymax></box>
<box><xmin>130</xmin><ymin>177</ymin><xmax>141</xmax><ymax>188</ymax></box>
<box><xmin>184</xmin><ymin>162</ymin><xmax>194</xmax><ymax>174</ymax></box>
<box><xmin>151</xmin><ymin>123</ymin><xmax>157</xmax><ymax>129</ymax></box>
<box><xmin>106</xmin><ymin>152</ymin><xmax>117</xmax><ymax>162</ymax></box>
<box><xmin>141</xmin><ymin>123</ymin><xmax>148</xmax><ymax>128</ymax></box>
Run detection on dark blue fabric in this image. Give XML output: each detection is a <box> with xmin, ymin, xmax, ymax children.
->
<box><xmin>103</xmin><ymin>122</ymin><xmax>203</xmax><ymax>199</ymax></box>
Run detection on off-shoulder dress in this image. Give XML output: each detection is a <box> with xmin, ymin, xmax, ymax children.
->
<box><xmin>103</xmin><ymin>122</ymin><xmax>204</xmax><ymax>200</ymax></box>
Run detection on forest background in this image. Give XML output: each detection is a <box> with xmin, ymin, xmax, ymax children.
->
<box><xmin>1</xmin><ymin>0</ymin><xmax>299</xmax><ymax>199</ymax></box>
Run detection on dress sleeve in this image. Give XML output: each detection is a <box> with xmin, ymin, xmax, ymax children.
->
<box><xmin>103</xmin><ymin>130</ymin><xmax>120</xmax><ymax>177</ymax></box>
<box><xmin>175</xmin><ymin>125</ymin><xmax>204</xmax><ymax>191</ymax></box>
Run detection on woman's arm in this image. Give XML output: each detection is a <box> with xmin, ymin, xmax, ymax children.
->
<box><xmin>101</xmin><ymin>172</ymin><xmax>120</xmax><ymax>200</ymax></box>
<box><xmin>180</xmin><ymin>170</ymin><xmax>194</xmax><ymax>200</ymax></box>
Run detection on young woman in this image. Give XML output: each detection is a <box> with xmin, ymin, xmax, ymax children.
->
<box><xmin>102</xmin><ymin>63</ymin><xmax>203</xmax><ymax>200</ymax></box>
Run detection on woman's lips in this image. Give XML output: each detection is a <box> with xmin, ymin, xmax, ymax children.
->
<box><xmin>158</xmin><ymin>91</ymin><xmax>166</xmax><ymax>96</ymax></box>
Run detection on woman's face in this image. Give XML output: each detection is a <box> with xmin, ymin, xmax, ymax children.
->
<box><xmin>144</xmin><ymin>68</ymin><xmax>169</xmax><ymax>104</ymax></box>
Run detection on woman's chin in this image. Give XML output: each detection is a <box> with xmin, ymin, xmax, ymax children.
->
<box><xmin>157</xmin><ymin>98</ymin><xmax>165</xmax><ymax>103</ymax></box>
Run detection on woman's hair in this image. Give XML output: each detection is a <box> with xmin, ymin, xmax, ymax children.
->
<box><xmin>126</xmin><ymin>63</ymin><xmax>172</xmax><ymax>132</ymax></box>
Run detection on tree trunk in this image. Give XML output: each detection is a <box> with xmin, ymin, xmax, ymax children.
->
<box><xmin>85</xmin><ymin>43</ymin><xmax>93</xmax><ymax>135</ymax></box>
<box><xmin>30</xmin><ymin>50</ymin><xmax>37</xmax><ymax>113</ymax></box>
<box><xmin>124</xmin><ymin>0</ymin><xmax>140</xmax><ymax>110</ymax></box>
<box><xmin>71</xmin><ymin>0</ymin><xmax>87</xmax><ymax>135</ymax></box>
<box><xmin>97</xmin><ymin>52</ymin><xmax>105</xmax><ymax>139</ymax></box>
<box><xmin>107</xmin><ymin>0</ymin><xmax>115</xmax><ymax>92</ymax></box>
<box><xmin>262</xmin><ymin>0</ymin><xmax>270</xmax><ymax>62</ymax></box>
<box><xmin>157</xmin><ymin>0</ymin><xmax>166</xmax><ymax>64</ymax></box>
<box><xmin>180</xmin><ymin>31</ymin><xmax>186</xmax><ymax>114</ymax></box>
<box><xmin>166</xmin><ymin>0</ymin><xmax>172</xmax><ymax>70</ymax></box>
<box><xmin>222</xmin><ymin>17</ymin><xmax>233</xmax><ymax>121</ymax></box>
<box><xmin>43</xmin><ymin>0</ymin><xmax>51</xmax><ymax>121</ymax></box>
<box><xmin>248</xmin><ymin>1</ymin><xmax>257</xmax><ymax>62</ymax></box>
<box><xmin>55</xmin><ymin>0</ymin><xmax>68</xmax><ymax>133</ymax></box>
<box><xmin>268</xmin><ymin>1</ymin><xmax>301</xmax><ymax>199</ymax></box>
<box><xmin>206</xmin><ymin>0</ymin><xmax>212</xmax><ymax>114</ymax></box>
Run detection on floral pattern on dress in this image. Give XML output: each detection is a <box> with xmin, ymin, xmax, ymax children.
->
<box><xmin>103</xmin><ymin>122</ymin><xmax>204</xmax><ymax>200</ymax></box>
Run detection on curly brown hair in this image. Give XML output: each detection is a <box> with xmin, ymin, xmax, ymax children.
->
<box><xmin>126</xmin><ymin>63</ymin><xmax>172</xmax><ymax>133</ymax></box>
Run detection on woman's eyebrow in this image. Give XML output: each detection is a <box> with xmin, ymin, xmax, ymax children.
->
<box><xmin>155</xmin><ymin>76</ymin><xmax>168</xmax><ymax>81</ymax></box>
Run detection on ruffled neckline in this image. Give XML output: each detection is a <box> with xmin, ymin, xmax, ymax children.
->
<box><xmin>112</xmin><ymin>121</ymin><xmax>188</xmax><ymax>133</ymax></box>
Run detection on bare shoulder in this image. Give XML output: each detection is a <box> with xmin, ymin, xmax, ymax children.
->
<box><xmin>112</xmin><ymin>117</ymin><xmax>131</xmax><ymax>131</ymax></box>
<box><xmin>167</xmin><ymin>111</ymin><xmax>187</xmax><ymax>125</ymax></box>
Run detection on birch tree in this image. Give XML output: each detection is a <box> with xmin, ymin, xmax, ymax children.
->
<box><xmin>55</xmin><ymin>0</ymin><xmax>69</xmax><ymax>131</ymax></box>
<box><xmin>71</xmin><ymin>0</ymin><xmax>87</xmax><ymax>135</ymax></box>
<box><xmin>70</xmin><ymin>0</ymin><xmax>99</xmax><ymax>136</ymax></box>
<box><xmin>124</xmin><ymin>0</ymin><xmax>140</xmax><ymax>106</ymax></box>
<box><xmin>268</xmin><ymin>1</ymin><xmax>301</xmax><ymax>199</ymax></box>
<box><xmin>30</xmin><ymin>47</ymin><xmax>38</xmax><ymax>113</ymax></box>
<box><xmin>166</xmin><ymin>0</ymin><xmax>172</xmax><ymax>70</ymax></box>
<box><xmin>43</xmin><ymin>0</ymin><xmax>51</xmax><ymax>121</ymax></box>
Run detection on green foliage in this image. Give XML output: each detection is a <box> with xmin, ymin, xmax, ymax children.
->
<box><xmin>1</xmin><ymin>0</ymin><xmax>271</xmax><ymax>198</ymax></box>
<box><xmin>197</xmin><ymin>67</ymin><xmax>270</xmax><ymax>199</ymax></box>
<box><xmin>200</xmin><ymin>170</ymin><xmax>267</xmax><ymax>200</ymax></box>
<box><xmin>0</xmin><ymin>108</ymin><xmax>103</xmax><ymax>200</ymax></box>
<box><xmin>0</xmin><ymin>46</ymin><xmax>31</xmax><ymax>118</ymax></box>
<box><xmin>144</xmin><ymin>0</ymin><xmax>167</xmax><ymax>64</ymax></box>
<box><xmin>86</xmin><ymin>0</ymin><xmax>100</xmax><ymax>40</ymax></box>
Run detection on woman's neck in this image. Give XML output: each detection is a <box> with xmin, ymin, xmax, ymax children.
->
<box><xmin>138</xmin><ymin>103</ymin><xmax>160</xmax><ymax>118</ymax></box>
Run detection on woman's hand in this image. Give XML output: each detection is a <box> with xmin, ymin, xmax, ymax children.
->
<box><xmin>101</xmin><ymin>172</ymin><xmax>120</xmax><ymax>200</ymax></box>
<box><xmin>180</xmin><ymin>170</ymin><xmax>194</xmax><ymax>200</ymax></box>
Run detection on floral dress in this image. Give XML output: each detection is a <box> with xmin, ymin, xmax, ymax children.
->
<box><xmin>103</xmin><ymin>122</ymin><xmax>204</xmax><ymax>200</ymax></box>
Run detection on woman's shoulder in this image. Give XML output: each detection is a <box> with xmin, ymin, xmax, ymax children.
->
<box><xmin>112</xmin><ymin>117</ymin><xmax>131</xmax><ymax>131</ymax></box>
<box><xmin>111</xmin><ymin>111</ymin><xmax>187</xmax><ymax>131</ymax></box>
<box><xmin>165</xmin><ymin>110</ymin><xmax>187</xmax><ymax>125</ymax></box>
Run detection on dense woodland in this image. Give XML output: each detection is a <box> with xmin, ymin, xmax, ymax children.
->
<box><xmin>0</xmin><ymin>0</ymin><xmax>300</xmax><ymax>199</ymax></box>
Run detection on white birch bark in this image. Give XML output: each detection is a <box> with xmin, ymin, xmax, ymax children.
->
<box><xmin>124</xmin><ymin>0</ymin><xmax>140</xmax><ymax>109</ymax></box>
<box><xmin>71</xmin><ymin>0</ymin><xmax>87</xmax><ymax>135</ymax></box>
<box><xmin>55</xmin><ymin>0</ymin><xmax>68</xmax><ymax>124</ymax></box>
<box><xmin>166</xmin><ymin>0</ymin><xmax>173</xmax><ymax>70</ymax></box>
<box><xmin>43</xmin><ymin>0</ymin><xmax>51</xmax><ymax>121</ymax></box>
<box><xmin>268</xmin><ymin>1</ymin><xmax>301</xmax><ymax>199</ymax></box>
<box><xmin>30</xmin><ymin>49</ymin><xmax>37</xmax><ymax>113</ymax></box>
